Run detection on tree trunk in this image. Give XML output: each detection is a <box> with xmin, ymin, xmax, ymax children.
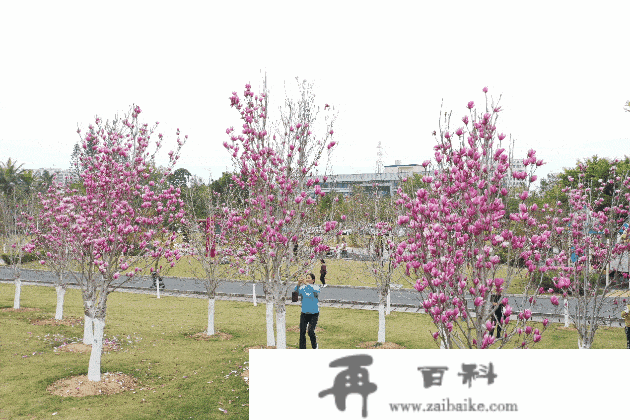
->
<box><xmin>577</xmin><ymin>337</ymin><xmax>592</xmax><ymax>349</ymax></box>
<box><xmin>378</xmin><ymin>288</ymin><xmax>387</xmax><ymax>343</ymax></box>
<box><xmin>266</xmin><ymin>296</ymin><xmax>275</xmax><ymax>347</ymax></box>
<box><xmin>252</xmin><ymin>283</ymin><xmax>257</xmax><ymax>306</ymax></box>
<box><xmin>55</xmin><ymin>285</ymin><xmax>66</xmax><ymax>320</ymax></box>
<box><xmin>378</xmin><ymin>302</ymin><xmax>386</xmax><ymax>343</ymax></box>
<box><xmin>83</xmin><ymin>301</ymin><xmax>94</xmax><ymax>345</ymax></box>
<box><xmin>563</xmin><ymin>298</ymin><xmax>570</xmax><ymax>328</ymax></box>
<box><xmin>13</xmin><ymin>277</ymin><xmax>21</xmax><ymax>309</ymax></box>
<box><xmin>87</xmin><ymin>317</ymin><xmax>105</xmax><ymax>381</ymax></box>
<box><xmin>207</xmin><ymin>297</ymin><xmax>215</xmax><ymax>335</ymax></box>
<box><xmin>275</xmin><ymin>298</ymin><xmax>287</xmax><ymax>349</ymax></box>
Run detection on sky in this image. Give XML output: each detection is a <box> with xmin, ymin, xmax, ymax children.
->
<box><xmin>1</xmin><ymin>1</ymin><xmax>629</xmax><ymax>187</ymax></box>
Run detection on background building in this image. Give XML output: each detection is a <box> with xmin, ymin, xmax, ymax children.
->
<box><xmin>32</xmin><ymin>168</ymin><xmax>79</xmax><ymax>185</ymax></box>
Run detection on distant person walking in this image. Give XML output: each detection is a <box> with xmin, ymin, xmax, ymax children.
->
<box><xmin>320</xmin><ymin>259</ymin><xmax>327</xmax><ymax>287</ymax></box>
<box><xmin>294</xmin><ymin>273</ymin><xmax>321</xmax><ymax>349</ymax></box>
<box><xmin>622</xmin><ymin>305</ymin><xmax>630</xmax><ymax>349</ymax></box>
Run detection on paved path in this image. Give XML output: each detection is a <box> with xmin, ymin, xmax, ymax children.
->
<box><xmin>1</xmin><ymin>267</ymin><xmax>627</xmax><ymax>327</ymax></box>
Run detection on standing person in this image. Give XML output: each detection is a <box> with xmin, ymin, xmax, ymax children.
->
<box><xmin>294</xmin><ymin>273</ymin><xmax>321</xmax><ymax>349</ymax></box>
<box><xmin>491</xmin><ymin>294</ymin><xmax>505</xmax><ymax>339</ymax></box>
<box><xmin>320</xmin><ymin>259</ymin><xmax>327</xmax><ymax>287</ymax></box>
<box><xmin>622</xmin><ymin>305</ymin><xmax>630</xmax><ymax>349</ymax></box>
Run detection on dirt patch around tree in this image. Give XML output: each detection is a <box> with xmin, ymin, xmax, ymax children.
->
<box><xmin>190</xmin><ymin>331</ymin><xmax>233</xmax><ymax>341</ymax></box>
<box><xmin>286</xmin><ymin>325</ymin><xmax>324</xmax><ymax>333</ymax></box>
<box><xmin>31</xmin><ymin>317</ymin><xmax>83</xmax><ymax>327</ymax></box>
<box><xmin>0</xmin><ymin>307</ymin><xmax>41</xmax><ymax>312</ymax></box>
<box><xmin>356</xmin><ymin>341</ymin><xmax>406</xmax><ymax>349</ymax></box>
<box><xmin>47</xmin><ymin>372</ymin><xmax>140</xmax><ymax>397</ymax></box>
<box><xmin>54</xmin><ymin>342</ymin><xmax>119</xmax><ymax>354</ymax></box>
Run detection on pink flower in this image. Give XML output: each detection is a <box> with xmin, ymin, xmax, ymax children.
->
<box><xmin>467</xmin><ymin>101</ymin><xmax>475</xmax><ymax>109</ymax></box>
<box><xmin>550</xmin><ymin>296</ymin><xmax>559</xmax><ymax>306</ymax></box>
<box><xmin>483</xmin><ymin>86</ymin><xmax>488</xmax><ymax>93</ymax></box>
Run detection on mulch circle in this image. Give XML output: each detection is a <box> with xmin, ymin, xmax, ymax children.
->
<box><xmin>190</xmin><ymin>331</ymin><xmax>233</xmax><ymax>341</ymax></box>
<box><xmin>356</xmin><ymin>341</ymin><xmax>406</xmax><ymax>349</ymax></box>
<box><xmin>31</xmin><ymin>317</ymin><xmax>83</xmax><ymax>327</ymax></box>
<box><xmin>0</xmin><ymin>307</ymin><xmax>41</xmax><ymax>312</ymax></box>
<box><xmin>47</xmin><ymin>372</ymin><xmax>140</xmax><ymax>397</ymax></box>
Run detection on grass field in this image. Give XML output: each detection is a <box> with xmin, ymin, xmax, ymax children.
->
<box><xmin>1</xmin><ymin>281</ymin><xmax>627</xmax><ymax>419</ymax></box>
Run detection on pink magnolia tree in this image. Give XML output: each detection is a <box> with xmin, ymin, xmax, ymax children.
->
<box><xmin>27</xmin><ymin>105</ymin><xmax>187</xmax><ymax>381</ymax></box>
<box><xmin>395</xmin><ymin>88</ymin><xmax>561</xmax><ymax>349</ymax></box>
<box><xmin>0</xmin><ymin>184</ymin><xmax>38</xmax><ymax>309</ymax></box>
<box><xmin>364</xmin><ymin>204</ymin><xmax>406</xmax><ymax>344</ymax></box>
<box><xmin>544</xmin><ymin>164</ymin><xmax>630</xmax><ymax>348</ymax></box>
<box><xmin>223</xmin><ymin>80</ymin><xmax>337</xmax><ymax>349</ymax></box>
<box><xmin>181</xmin><ymin>188</ymin><xmax>240</xmax><ymax>336</ymax></box>
<box><xmin>28</xmin><ymin>182</ymin><xmax>73</xmax><ymax>320</ymax></box>
<box><xmin>342</xmin><ymin>183</ymin><xmax>405</xmax><ymax>343</ymax></box>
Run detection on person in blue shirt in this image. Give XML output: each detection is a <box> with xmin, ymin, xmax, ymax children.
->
<box><xmin>295</xmin><ymin>273</ymin><xmax>321</xmax><ymax>349</ymax></box>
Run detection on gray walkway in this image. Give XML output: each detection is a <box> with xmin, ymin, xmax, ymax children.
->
<box><xmin>1</xmin><ymin>267</ymin><xmax>627</xmax><ymax>326</ymax></box>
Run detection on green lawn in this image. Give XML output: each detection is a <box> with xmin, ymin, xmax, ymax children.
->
<box><xmin>1</xmin><ymin>282</ymin><xmax>628</xmax><ymax>419</ymax></box>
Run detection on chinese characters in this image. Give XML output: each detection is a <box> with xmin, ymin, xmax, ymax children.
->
<box><xmin>418</xmin><ymin>363</ymin><xmax>497</xmax><ymax>388</ymax></box>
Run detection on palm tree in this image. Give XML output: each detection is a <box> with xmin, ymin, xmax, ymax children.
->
<box><xmin>0</xmin><ymin>158</ymin><xmax>26</xmax><ymax>195</ymax></box>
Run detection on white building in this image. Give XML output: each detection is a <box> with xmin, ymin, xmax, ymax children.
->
<box><xmin>503</xmin><ymin>159</ymin><xmax>528</xmax><ymax>189</ymax></box>
<box><xmin>32</xmin><ymin>168</ymin><xmax>80</xmax><ymax>185</ymax></box>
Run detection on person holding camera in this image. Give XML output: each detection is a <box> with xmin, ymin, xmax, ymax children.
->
<box><xmin>294</xmin><ymin>273</ymin><xmax>321</xmax><ymax>349</ymax></box>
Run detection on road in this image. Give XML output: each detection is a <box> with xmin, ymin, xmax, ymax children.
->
<box><xmin>1</xmin><ymin>267</ymin><xmax>627</xmax><ymax>326</ymax></box>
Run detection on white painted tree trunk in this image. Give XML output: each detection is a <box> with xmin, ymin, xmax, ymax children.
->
<box><xmin>275</xmin><ymin>301</ymin><xmax>286</xmax><ymax>349</ymax></box>
<box><xmin>55</xmin><ymin>285</ymin><xmax>66</xmax><ymax>320</ymax></box>
<box><xmin>266</xmin><ymin>298</ymin><xmax>275</xmax><ymax>347</ymax></box>
<box><xmin>83</xmin><ymin>314</ymin><xmax>94</xmax><ymax>345</ymax></box>
<box><xmin>207</xmin><ymin>297</ymin><xmax>215</xmax><ymax>335</ymax></box>
<box><xmin>564</xmin><ymin>298</ymin><xmax>570</xmax><ymax>328</ymax></box>
<box><xmin>439</xmin><ymin>325</ymin><xmax>449</xmax><ymax>349</ymax></box>
<box><xmin>13</xmin><ymin>278</ymin><xmax>21</xmax><ymax>309</ymax></box>
<box><xmin>156</xmin><ymin>280</ymin><xmax>161</xmax><ymax>299</ymax></box>
<box><xmin>87</xmin><ymin>317</ymin><xmax>105</xmax><ymax>381</ymax></box>
<box><xmin>378</xmin><ymin>302</ymin><xmax>386</xmax><ymax>343</ymax></box>
<box><xmin>252</xmin><ymin>283</ymin><xmax>257</xmax><ymax>306</ymax></box>
<box><xmin>578</xmin><ymin>337</ymin><xmax>592</xmax><ymax>349</ymax></box>
<box><xmin>386</xmin><ymin>289</ymin><xmax>391</xmax><ymax>315</ymax></box>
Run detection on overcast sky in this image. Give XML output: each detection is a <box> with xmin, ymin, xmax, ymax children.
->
<box><xmin>1</xmin><ymin>1</ymin><xmax>628</xmax><ymax>186</ymax></box>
